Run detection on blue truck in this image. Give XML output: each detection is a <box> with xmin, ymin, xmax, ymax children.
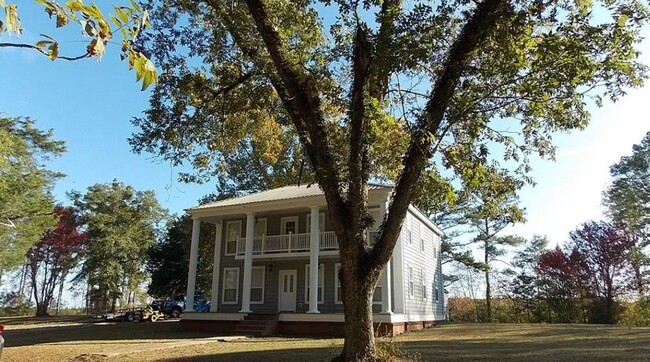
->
<box><xmin>159</xmin><ymin>294</ymin><xmax>210</xmax><ymax>318</ymax></box>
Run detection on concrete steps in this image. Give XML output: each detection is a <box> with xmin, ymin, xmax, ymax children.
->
<box><xmin>233</xmin><ymin>314</ymin><xmax>278</xmax><ymax>337</ymax></box>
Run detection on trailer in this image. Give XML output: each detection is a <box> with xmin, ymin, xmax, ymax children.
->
<box><xmin>104</xmin><ymin>305</ymin><xmax>164</xmax><ymax>322</ymax></box>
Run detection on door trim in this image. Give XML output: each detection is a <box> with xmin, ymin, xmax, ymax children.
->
<box><xmin>278</xmin><ymin>269</ymin><xmax>297</xmax><ymax>312</ymax></box>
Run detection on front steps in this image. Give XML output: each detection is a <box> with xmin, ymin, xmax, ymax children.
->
<box><xmin>233</xmin><ymin>314</ymin><xmax>278</xmax><ymax>337</ymax></box>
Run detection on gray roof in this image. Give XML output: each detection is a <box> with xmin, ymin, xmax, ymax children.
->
<box><xmin>190</xmin><ymin>183</ymin><xmax>391</xmax><ymax>210</ymax></box>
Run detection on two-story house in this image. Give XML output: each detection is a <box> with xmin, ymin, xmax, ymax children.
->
<box><xmin>181</xmin><ymin>184</ymin><xmax>444</xmax><ymax>336</ymax></box>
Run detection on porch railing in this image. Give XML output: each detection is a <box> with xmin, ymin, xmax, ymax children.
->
<box><xmin>236</xmin><ymin>231</ymin><xmax>339</xmax><ymax>256</ymax></box>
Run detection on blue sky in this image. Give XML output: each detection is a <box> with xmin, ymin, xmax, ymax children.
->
<box><xmin>1</xmin><ymin>1</ymin><xmax>649</xmax><ymax>248</ymax></box>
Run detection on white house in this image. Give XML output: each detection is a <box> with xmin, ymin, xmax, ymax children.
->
<box><xmin>181</xmin><ymin>184</ymin><xmax>445</xmax><ymax>336</ymax></box>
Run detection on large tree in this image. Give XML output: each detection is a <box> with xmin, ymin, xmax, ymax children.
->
<box><xmin>605</xmin><ymin>131</ymin><xmax>650</xmax><ymax>242</ymax></box>
<box><xmin>569</xmin><ymin>220</ymin><xmax>635</xmax><ymax>323</ymax></box>
<box><xmin>466</xmin><ymin>169</ymin><xmax>525</xmax><ymax>321</ymax></box>
<box><xmin>71</xmin><ymin>181</ymin><xmax>166</xmax><ymax>313</ymax></box>
<box><xmin>0</xmin><ymin>116</ymin><xmax>65</xmax><ymax>275</ymax></box>
<box><xmin>26</xmin><ymin>206</ymin><xmax>87</xmax><ymax>316</ymax></box>
<box><xmin>147</xmin><ymin>214</ymin><xmax>215</xmax><ymax>298</ymax></box>
<box><xmin>130</xmin><ymin>0</ymin><xmax>647</xmax><ymax>359</ymax></box>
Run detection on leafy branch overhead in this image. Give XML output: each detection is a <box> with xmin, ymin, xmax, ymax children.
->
<box><xmin>0</xmin><ymin>0</ymin><xmax>157</xmax><ymax>90</ymax></box>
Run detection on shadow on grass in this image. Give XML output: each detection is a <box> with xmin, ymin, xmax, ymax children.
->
<box><xmin>158</xmin><ymin>347</ymin><xmax>340</xmax><ymax>362</ymax></box>
<box><xmin>3</xmin><ymin>320</ymin><xmax>225</xmax><ymax>348</ymax></box>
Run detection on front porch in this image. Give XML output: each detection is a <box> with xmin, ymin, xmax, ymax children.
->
<box><xmin>181</xmin><ymin>312</ymin><xmax>438</xmax><ymax>337</ymax></box>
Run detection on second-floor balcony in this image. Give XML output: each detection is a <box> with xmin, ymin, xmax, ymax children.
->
<box><xmin>235</xmin><ymin>231</ymin><xmax>338</xmax><ymax>257</ymax></box>
<box><xmin>235</xmin><ymin>231</ymin><xmax>379</xmax><ymax>258</ymax></box>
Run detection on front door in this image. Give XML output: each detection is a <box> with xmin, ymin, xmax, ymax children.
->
<box><xmin>278</xmin><ymin>269</ymin><xmax>297</xmax><ymax>312</ymax></box>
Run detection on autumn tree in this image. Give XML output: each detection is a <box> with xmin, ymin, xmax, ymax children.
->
<box><xmin>537</xmin><ymin>246</ymin><xmax>581</xmax><ymax>323</ymax></box>
<box><xmin>71</xmin><ymin>181</ymin><xmax>166</xmax><ymax>313</ymax></box>
<box><xmin>26</xmin><ymin>206</ymin><xmax>87</xmax><ymax>316</ymax></box>
<box><xmin>569</xmin><ymin>221</ymin><xmax>635</xmax><ymax>323</ymax></box>
<box><xmin>0</xmin><ymin>116</ymin><xmax>64</xmax><ymax>275</ymax></box>
<box><xmin>130</xmin><ymin>0</ymin><xmax>648</xmax><ymax>359</ymax></box>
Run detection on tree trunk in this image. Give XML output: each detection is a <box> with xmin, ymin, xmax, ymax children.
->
<box><xmin>335</xmin><ymin>253</ymin><xmax>381</xmax><ymax>362</ymax></box>
<box><xmin>484</xmin><ymin>240</ymin><xmax>492</xmax><ymax>322</ymax></box>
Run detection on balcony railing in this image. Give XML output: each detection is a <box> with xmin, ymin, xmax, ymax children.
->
<box><xmin>235</xmin><ymin>230</ymin><xmax>380</xmax><ymax>256</ymax></box>
<box><xmin>236</xmin><ymin>231</ymin><xmax>339</xmax><ymax>256</ymax></box>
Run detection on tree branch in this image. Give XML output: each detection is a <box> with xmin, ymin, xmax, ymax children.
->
<box><xmin>239</xmin><ymin>0</ymin><xmax>347</xmax><ymax>217</ymax></box>
<box><xmin>347</xmin><ymin>24</ymin><xmax>372</xmax><ymax>246</ymax></box>
<box><xmin>371</xmin><ymin>0</ymin><xmax>511</xmax><ymax>266</ymax></box>
<box><xmin>0</xmin><ymin>42</ymin><xmax>90</xmax><ymax>61</ymax></box>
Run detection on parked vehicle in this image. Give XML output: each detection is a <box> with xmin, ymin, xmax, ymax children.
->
<box><xmin>104</xmin><ymin>305</ymin><xmax>165</xmax><ymax>322</ymax></box>
<box><xmin>160</xmin><ymin>294</ymin><xmax>210</xmax><ymax>318</ymax></box>
<box><xmin>0</xmin><ymin>324</ymin><xmax>4</xmax><ymax>359</ymax></box>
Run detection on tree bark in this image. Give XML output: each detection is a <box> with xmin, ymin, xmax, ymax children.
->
<box><xmin>335</xmin><ymin>240</ymin><xmax>383</xmax><ymax>362</ymax></box>
<box><xmin>485</xmin><ymin>239</ymin><xmax>492</xmax><ymax>322</ymax></box>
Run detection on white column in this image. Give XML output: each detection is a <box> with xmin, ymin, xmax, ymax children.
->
<box><xmin>308</xmin><ymin>206</ymin><xmax>320</xmax><ymax>313</ymax></box>
<box><xmin>392</xmin><ymin>234</ymin><xmax>405</xmax><ymax>314</ymax></box>
<box><xmin>185</xmin><ymin>218</ymin><xmax>201</xmax><ymax>312</ymax></box>
<box><xmin>210</xmin><ymin>221</ymin><xmax>223</xmax><ymax>312</ymax></box>
<box><xmin>381</xmin><ymin>261</ymin><xmax>393</xmax><ymax>314</ymax></box>
<box><xmin>240</xmin><ymin>212</ymin><xmax>255</xmax><ymax>313</ymax></box>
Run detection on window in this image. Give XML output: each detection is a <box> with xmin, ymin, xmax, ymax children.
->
<box><xmin>251</xmin><ymin>266</ymin><xmax>265</xmax><ymax>304</ymax></box>
<box><xmin>421</xmin><ymin>236</ymin><xmax>425</xmax><ymax>251</ymax></box>
<box><xmin>281</xmin><ymin>216</ymin><xmax>299</xmax><ymax>234</ymax></box>
<box><xmin>408</xmin><ymin>267</ymin><xmax>414</xmax><ymax>298</ymax></box>
<box><xmin>305</xmin><ymin>264</ymin><xmax>324</xmax><ymax>303</ymax></box>
<box><xmin>254</xmin><ymin>218</ymin><xmax>267</xmax><ymax>237</ymax></box>
<box><xmin>335</xmin><ymin>263</ymin><xmax>342</xmax><ymax>304</ymax></box>
<box><xmin>421</xmin><ymin>269</ymin><xmax>427</xmax><ymax>300</ymax></box>
<box><xmin>306</xmin><ymin>212</ymin><xmax>326</xmax><ymax>233</ymax></box>
<box><xmin>369</xmin><ymin>208</ymin><xmax>381</xmax><ymax>231</ymax></box>
<box><xmin>222</xmin><ymin>268</ymin><xmax>239</xmax><ymax>304</ymax></box>
<box><xmin>225</xmin><ymin>221</ymin><xmax>241</xmax><ymax>256</ymax></box>
<box><xmin>435</xmin><ymin>286</ymin><xmax>440</xmax><ymax>302</ymax></box>
<box><xmin>373</xmin><ymin>273</ymin><xmax>383</xmax><ymax>304</ymax></box>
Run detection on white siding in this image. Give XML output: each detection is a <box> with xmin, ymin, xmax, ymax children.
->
<box><xmin>398</xmin><ymin>210</ymin><xmax>445</xmax><ymax>320</ymax></box>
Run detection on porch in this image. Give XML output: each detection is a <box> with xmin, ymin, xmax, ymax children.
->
<box><xmin>181</xmin><ymin>312</ymin><xmax>437</xmax><ymax>337</ymax></box>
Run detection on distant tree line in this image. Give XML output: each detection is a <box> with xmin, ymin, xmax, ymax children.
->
<box><xmin>446</xmin><ymin>132</ymin><xmax>650</xmax><ymax>325</ymax></box>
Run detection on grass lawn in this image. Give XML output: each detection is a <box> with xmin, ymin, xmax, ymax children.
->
<box><xmin>2</xmin><ymin>317</ymin><xmax>650</xmax><ymax>361</ymax></box>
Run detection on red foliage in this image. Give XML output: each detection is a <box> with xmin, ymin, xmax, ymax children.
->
<box><xmin>27</xmin><ymin>206</ymin><xmax>88</xmax><ymax>267</ymax></box>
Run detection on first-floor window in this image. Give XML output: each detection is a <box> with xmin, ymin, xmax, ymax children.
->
<box><xmin>421</xmin><ymin>269</ymin><xmax>427</xmax><ymax>300</ymax></box>
<box><xmin>435</xmin><ymin>286</ymin><xmax>440</xmax><ymax>302</ymax></box>
<box><xmin>373</xmin><ymin>279</ymin><xmax>383</xmax><ymax>304</ymax></box>
<box><xmin>305</xmin><ymin>264</ymin><xmax>324</xmax><ymax>303</ymax></box>
<box><xmin>408</xmin><ymin>266</ymin><xmax>414</xmax><ymax>298</ymax></box>
<box><xmin>251</xmin><ymin>266</ymin><xmax>265</xmax><ymax>303</ymax></box>
<box><xmin>335</xmin><ymin>263</ymin><xmax>342</xmax><ymax>304</ymax></box>
<box><xmin>223</xmin><ymin>268</ymin><xmax>239</xmax><ymax>304</ymax></box>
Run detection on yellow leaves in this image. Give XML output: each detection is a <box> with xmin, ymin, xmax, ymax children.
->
<box><xmin>250</xmin><ymin>113</ymin><xmax>285</xmax><ymax>165</ymax></box>
<box><xmin>128</xmin><ymin>51</ymin><xmax>157</xmax><ymax>90</ymax></box>
<box><xmin>3</xmin><ymin>3</ymin><xmax>21</xmax><ymax>35</ymax></box>
<box><xmin>86</xmin><ymin>37</ymin><xmax>104</xmax><ymax>58</ymax></box>
<box><xmin>0</xmin><ymin>1</ymin><xmax>157</xmax><ymax>91</ymax></box>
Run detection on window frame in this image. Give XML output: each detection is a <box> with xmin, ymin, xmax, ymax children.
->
<box><xmin>222</xmin><ymin>267</ymin><xmax>240</xmax><ymax>304</ymax></box>
<box><xmin>224</xmin><ymin>220</ymin><xmax>242</xmax><ymax>256</ymax></box>
<box><xmin>281</xmin><ymin>216</ymin><xmax>299</xmax><ymax>235</ymax></box>
<box><xmin>408</xmin><ymin>266</ymin><xmax>414</xmax><ymax>299</ymax></box>
<box><xmin>306</xmin><ymin>212</ymin><xmax>326</xmax><ymax>233</ymax></box>
<box><xmin>304</xmin><ymin>263</ymin><xmax>325</xmax><ymax>304</ymax></box>
<box><xmin>250</xmin><ymin>266</ymin><xmax>265</xmax><ymax>304</ymax></box>
<box><xmin>421</xmin><ymin>269</ymin><xmax>428</xmax><ymax>300</ymax></box>
<box><xmin>335</xmin><ymin>263</ymin><xmax>342</xmax><ymax>304</ymax></box>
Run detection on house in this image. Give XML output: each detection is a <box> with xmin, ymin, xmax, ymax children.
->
<box><xmin>181</xmin><ymin>184</ymin><xmax>445</xmax><ymax>336</ymax></box>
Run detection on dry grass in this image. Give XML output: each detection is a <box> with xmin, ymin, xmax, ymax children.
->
<box><xmin>2</xmin><ymin>317</ymin><xmax>650</xmax><ymax>362</ymax></box>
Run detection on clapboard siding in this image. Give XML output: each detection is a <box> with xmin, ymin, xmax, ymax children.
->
<box><xmin>211</xmin><ymin>205</ymin><xmax>439</xmax><ymax>318</ymax></box>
